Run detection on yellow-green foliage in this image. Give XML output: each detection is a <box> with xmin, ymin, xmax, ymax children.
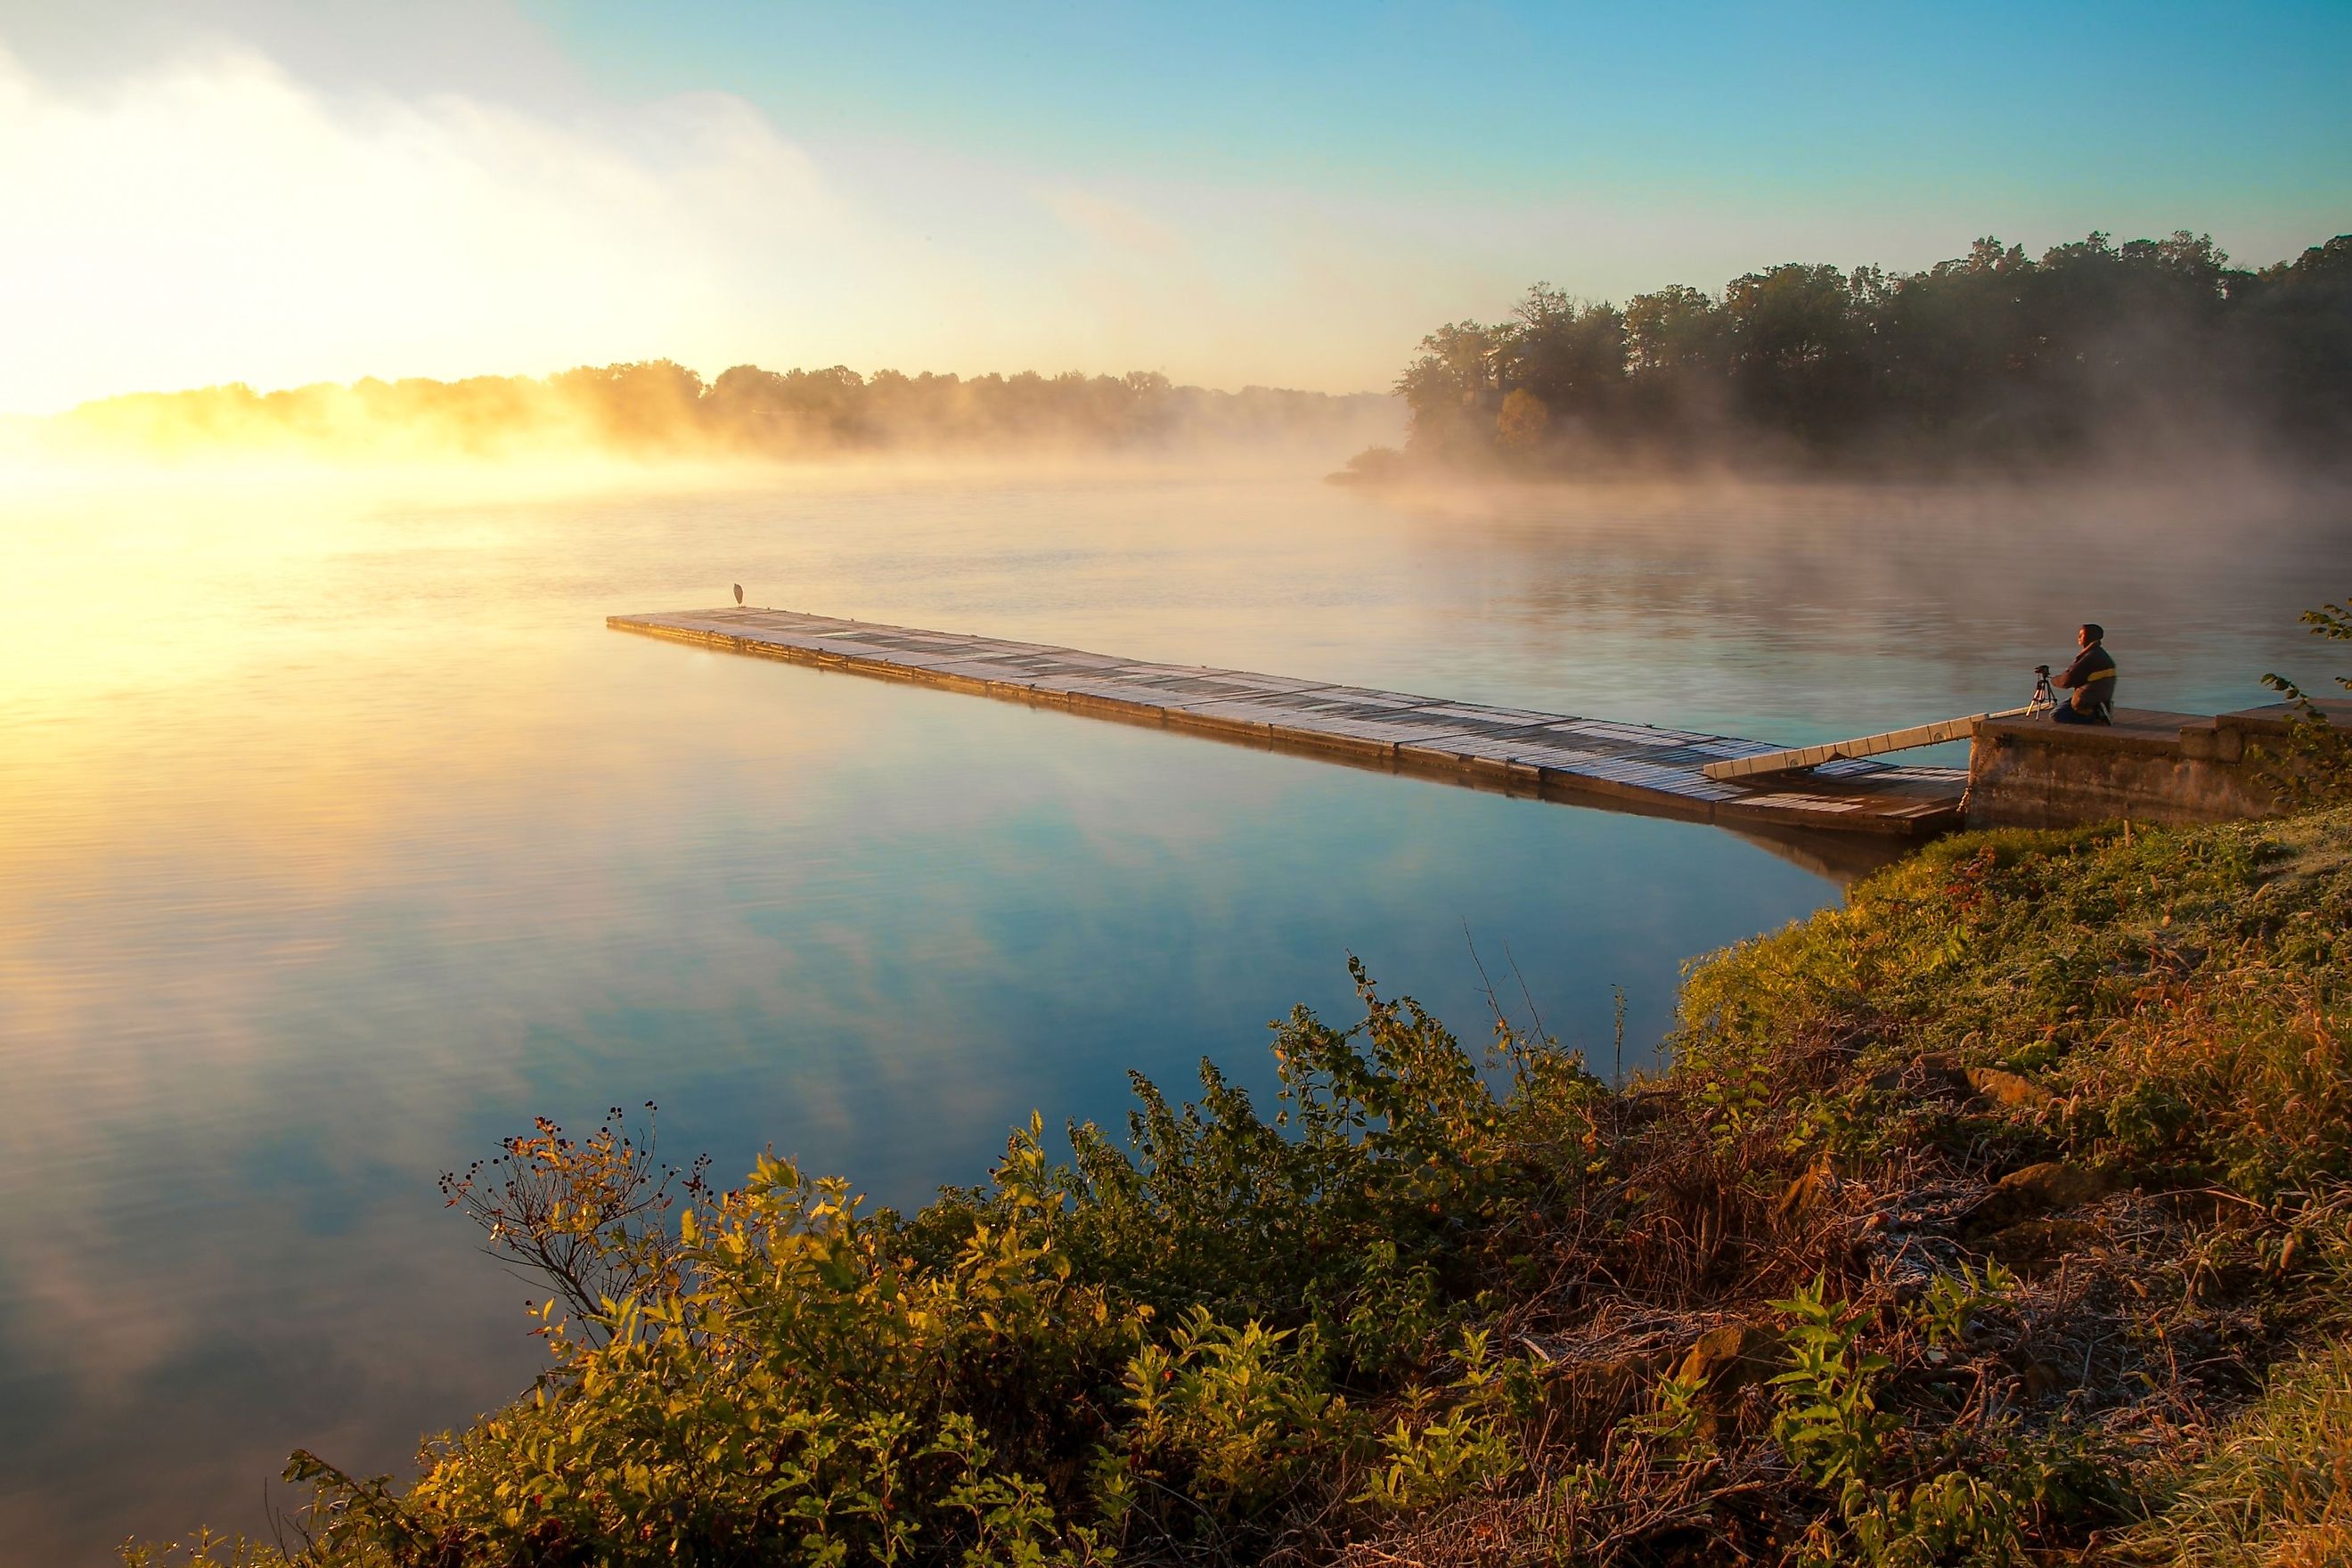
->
<box><xmin>118</xmin><ymin>1532</ymin><xmax>287</xmax><ymax>1568</ymax></box>
<box><xmin>254</xmin><ymin>964</ymin><xmax>1588</xmax><ymax>1565</ymax></box>
<box><xmin>2258</xmin><ymin>590</ymin><xmax>2352</xmax><ymax>809</ymax></box>
<box><xmin>304</xmin><ymin>1155</ymin><xmax>1140</xmax><ymax>1565</ymax></box>
<box><xmin>1768</xmin><ymin>1277</ymin><xmax>1898</xmax><ymax>1490</ymax></box>
<box><xmin>1115</xmin><ymin>1311</ymin><xmax>1345</xmax><ymax>1511</ymax></box>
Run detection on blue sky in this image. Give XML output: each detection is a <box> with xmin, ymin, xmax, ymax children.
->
<box><xmin>538</xmin><ymin>1</ymin><xmax>2349</xmax><ymax>211</ymax></box>
<box><xmin>2</xmin><ymin>0</ymin><xmax>2346</xmax><ymax>409</ymax></box>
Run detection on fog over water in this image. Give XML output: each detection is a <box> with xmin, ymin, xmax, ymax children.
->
<box><xmin>2</xmin><ymin>459</ymin><xmax>2348</xmax><ymax>1557</ymax></box>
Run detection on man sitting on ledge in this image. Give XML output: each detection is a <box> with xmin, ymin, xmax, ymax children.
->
<box><xmin>2050</xmin><ymin>623</ymin><xmax>2117</xmax><ymax>725</ymax></box>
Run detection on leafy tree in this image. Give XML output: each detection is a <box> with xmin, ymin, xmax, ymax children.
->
<box><xmin>1495</xmin><ymin>388</ymin><xmax>1551</xmax><ymax>455</ymax></box>
<box><xmin>1501</xmin><ymin>285</ymin><xmax>1626</xmax><ymax>426</ymax></box>
<box><xmin>1393</xmin><ymin>321</ymin><xmax>1508</xmax><ymax>458</ymax></box>
<box><xmin>1720</xmin><ymin>263</ymin><xmax>1866</xmax><ymax>442</ymax></box>
<box><xmin>1391</xmin><ymin>227</ymin><xmax>2352</xmax><ymax>470</ymax></box>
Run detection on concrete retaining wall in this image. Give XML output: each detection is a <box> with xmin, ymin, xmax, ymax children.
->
<box><xmin>1964</xmin><ymin>701</ymin><xmax>2347</xmax><ymax>829</ymax></box>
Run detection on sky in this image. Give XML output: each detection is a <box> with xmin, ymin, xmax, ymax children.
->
<box><xmin>1</xmin><ymin>0</ymin><xmax>2347</xmax><ymax>413</ymax></box>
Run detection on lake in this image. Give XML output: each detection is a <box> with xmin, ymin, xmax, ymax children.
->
<box><xmin>2</xmin><ymin>460</ymin><xmax>2345</xmax><ymax>1557</ymax></box>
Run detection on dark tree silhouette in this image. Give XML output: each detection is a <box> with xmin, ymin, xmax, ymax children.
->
<box><xmin>68</xmin><ymin>360</ymin><xmax>1388</xmax><ymax>458</ymax></box>
<box><xmin>1391</xmin><ymin>230</ymin><xmax>2352</xmax><ymax>471</ymax></box>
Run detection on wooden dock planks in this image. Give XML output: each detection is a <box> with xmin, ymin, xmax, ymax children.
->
<box><xmin>1698</xmin><ymin>710</ymin><xmax>2030</xmax><ymax>782</ymax></box>
<box><xmin>608</xmin><ymin>608</ymin><xmax>1968</xmax><ymax>837</ymax></box>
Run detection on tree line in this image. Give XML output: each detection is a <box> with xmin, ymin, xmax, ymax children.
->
<box><xmin>66</xmin><ymin>363</ymin><xmax>1392</xmax><ymax>458</ymax></box>
<box><xmin>1379</xmin><ymin>231</ymin><xmax>2352</xmax><ymax>473</ymax></box>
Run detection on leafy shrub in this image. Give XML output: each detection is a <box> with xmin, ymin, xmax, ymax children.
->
<box><xmin>1832</xmin><ymin>1471</ymin><xmax>2024</xmax><ymax>1568</ymax></box>
<box><xmin>917</xmin><ymin>957</ymin><xmax>1606</xmax><ymax>1376</ymax></box>
<box><xmin>1914</xmin><ymin>1262</ymin><xmax>2016</xmax><ymax>1357</ymax></box>
<box><xmin>296</xmin><ymin>1152</ymin><xmax>1139</xmax><ymax>1564</ymax></box>
<box><xmin>1769</xmin><ymin>1277</ymin><xmax>1897</xmax><ymax>1490</ymax></box>
<box><xmin>1114</xmin><ymin>1311</ymin><xmax>1346</xmax><ymax>1515</ymax></box>
<box><xmin>233</xmin><ymin>965</ymin><xmax>1608</xmax><ymax>1565</ymax></box>
<box><xmin>2258</xmin><ymin>590</ymin><xmax>2352</xmax><ymax>808</ymax></box>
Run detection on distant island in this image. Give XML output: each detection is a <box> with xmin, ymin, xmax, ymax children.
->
<box><xmin>57</xmin><ymin>364</ymin><xmax>1397</xmax><ymax>461</ymax></box>
<box><xmin>1342</xmin><ymin>230</ymin><xmax>2352</xmax><ymax>479</ymax></box>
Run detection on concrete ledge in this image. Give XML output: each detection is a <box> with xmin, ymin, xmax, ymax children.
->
<box><xmin>1966</xmin><ymin>701</ymin><xmax>2348</xmax><ymax>829</ymax></box>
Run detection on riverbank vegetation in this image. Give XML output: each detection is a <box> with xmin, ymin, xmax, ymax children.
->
<box><xmin>1352</xmin><ymin>230</ymin><xmax>2352</xmax><ymax>478</ymax></box>
<box><xmin>58</xmin><ymin>365</ymin><xmax>1392</xmax><ymax>462</ymax></box>
<box><xmin>130</xmin><ymin>790</ymin><xmax>2352</xmax><ymax>1565</ymax></box>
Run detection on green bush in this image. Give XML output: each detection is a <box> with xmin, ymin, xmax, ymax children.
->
<box><xmin>1768</xmin><ymin>1277</ymin><xmax>1897</xmax><ymax>1490</ymax></box>
<box><xmin>2258</xmin><ymin>590</ymin><xmax>2352</xmax><ymax>808</ymax></box>
<box><xmin>233</xmin><ymin>964</ymin><xmax>1605</xmax><ymax>1565</ymax></box>
<box><xmin>917</xmin><ymin>957</ymin><xmax>1606</xmax><ymax>1373</ymax></box>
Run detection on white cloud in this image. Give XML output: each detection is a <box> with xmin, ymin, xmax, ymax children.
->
<box><xmin>0</xmin><ymin>44</ymin><xmax>856</xmax><ymax>410</ymax></box>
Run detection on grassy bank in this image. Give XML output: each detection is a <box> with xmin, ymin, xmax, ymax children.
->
<box><xmin>135</xmin><ymin>805</ymin><xmax>2352</xmax><ymax>1567</ymax></box>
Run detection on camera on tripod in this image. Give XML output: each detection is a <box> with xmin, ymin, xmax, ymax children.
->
<box><xmin>2026</xmin><ymin>664</ymin><xmax>2058</xmax><ymax>716</ymax></box>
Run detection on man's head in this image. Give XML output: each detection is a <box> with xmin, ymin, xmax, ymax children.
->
<box><xmin>2078</xmin><ymin>623</ymin><xmax>2103</xmax><ymax>649</ymax></box>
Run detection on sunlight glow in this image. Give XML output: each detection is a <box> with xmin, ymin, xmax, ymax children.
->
<box><xmin>0</xmin><ymin>44</ymin><xmax>853</xmax><ymax>412</ymax></box>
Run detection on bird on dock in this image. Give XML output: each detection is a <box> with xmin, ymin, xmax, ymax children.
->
<box><xmin>733</xmin><ymin>584</ymin><xmax>744</xmax><ymax>607</ymax></box>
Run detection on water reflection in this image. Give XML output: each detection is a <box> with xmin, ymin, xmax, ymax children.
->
<box><xmin>1</xmin><ymin>464</ymin><xmax>2344</xmax><ymax>1557</ymax></box>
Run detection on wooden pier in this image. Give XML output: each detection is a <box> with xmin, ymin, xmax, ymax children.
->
<box><xmin>609</xmin><ymin>608</ymin><xmax>1969</xmax><ymax>837</ymax></box>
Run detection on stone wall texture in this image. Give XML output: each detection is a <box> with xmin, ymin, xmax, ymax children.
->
<box><xmin>1964</xmin><ymin>702</ymin><xmax>2348</xmax><ymax>829</ymax></box>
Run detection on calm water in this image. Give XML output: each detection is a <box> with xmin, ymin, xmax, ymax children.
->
<box><xmin>3</xmin><ymin>461</ymin><xmax>2346</xmax><ymax>1558</ymax></box>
